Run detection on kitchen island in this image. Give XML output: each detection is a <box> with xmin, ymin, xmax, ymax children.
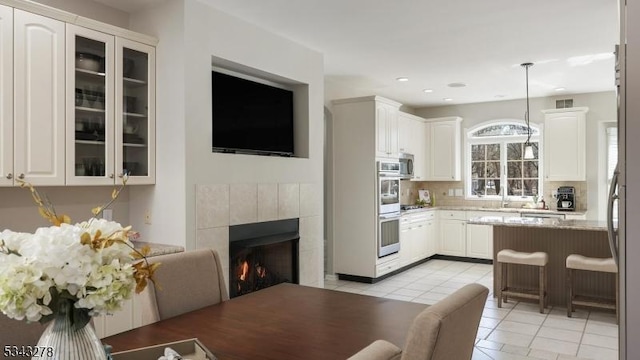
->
<box><xmin>468</xmin><ymin>216</ymin><xmax>616</xmax><ymax>307</ymax></box>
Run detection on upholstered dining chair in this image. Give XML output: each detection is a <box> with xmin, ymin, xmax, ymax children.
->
<box><xmin>0</xmin><ymin>313</ymin><xmax>47</xmax><ymax>347</ymax></box>
<box><xmin>140</xmin><ymin>248</ymin><xmax>229</xmax><ymax>323</ymax></box>
<box><xmin>348</xmin><ymin>283</ymin><xmax>489</xmax><ymax>360</ymax></box>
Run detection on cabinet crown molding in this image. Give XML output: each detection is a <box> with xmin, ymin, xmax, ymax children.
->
<box><xmin>423</xmin><ymin>116</ymin><xmax>463</xmax><ymax>123</ymax></box>
<box><xmin>541</xmin><ymin>107</ymin><xmax>589</xmax><ymax>115</ymax></box>
<box><xmin>332</xmin><ymin>95</ymin><xmax>402</xmax><ymax>108</ymax></box>
<box><xmin>0</xmin><ymin>0</ymin><xmax>158</xmax><ymax>46</ymax></box>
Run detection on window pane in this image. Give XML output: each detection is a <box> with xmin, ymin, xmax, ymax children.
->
<box><xmin>507</xmin><ymin>143</ymin><xmax>522</xmax><ymax>160</ymax></box>
<box><xmin>507</xmin><ymin>161</ymin><xmax>522</xmax><ymax>178</ymax></box>
<box><xmin>486</xmin><ymin>179</ymin><xmax>500</xmax><ymax>195</ymax></box>
<box><xmin>471</xmin><ymin>145</ymin><xmax>485</xmax><ymax>161</ymax></box>
<box><xmin>523</xmin><ymin>161</ymin><xmax>538</xmax><ymax>177</ymax></box>
<box><xmin>472</xmin><ymin>179</ymin><xmax>485</xmax><ymax>195</ymax></box>
<box><xmin>487</xmin><ymin>144</ymin><xmax>500</xmax><ymax>160</ymax></box>
<box><xmin>472</xmin><ymin>124</ymin><xmax>535</xmax><ymax>137</ymax></box>
<box><xmin>471</xmin><ymin>162</ymin><xmax>485</xmax><ymax>178</ymax></box>
<box><xmin>508</xmin><ymin>179</ymin><xmax>522</xmax><ymax>196</ymax></box>
<box><xmin>486</xmin><ymin>162</ymin><xmax>501</xmax><ymax>177</ymax></box>
<box><xmin>523</xmin><ymin>180</ymin><xmax>538</xmax><ymax>196</ymax></box>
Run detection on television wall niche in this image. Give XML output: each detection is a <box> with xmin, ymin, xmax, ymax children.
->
<box><xmin>211</xmin><ymin>67</ymin><xmax>309</xmax><ymax>158</ymax></box>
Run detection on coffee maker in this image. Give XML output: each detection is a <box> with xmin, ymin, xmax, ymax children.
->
<box><xmin>556</xmin><ymin>186</ymin><xmax>576</xmax><ymax>211</ymax></box>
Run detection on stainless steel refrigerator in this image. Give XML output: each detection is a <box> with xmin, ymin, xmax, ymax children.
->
<box><xmin>616</xmin><ymin>0</ymin><xmax>640</xmax><ymax>358</ymax></box>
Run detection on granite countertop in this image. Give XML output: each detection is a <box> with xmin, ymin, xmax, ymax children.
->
<box><xmin>131</xmin><ymin>241</ymin><xmax>185</xmax><ymax>257</ymax></box>
<box><xmin>467</xmin><ymin>216</ymin><xmax>610</xmax><ymax>231</ymax></box>
<box><xmin>400</xmin><ymin>205</ymin><xmax>586</xmax><ymax>216</ymax></box>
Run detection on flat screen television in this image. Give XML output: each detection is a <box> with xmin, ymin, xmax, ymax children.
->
<box><xmin>212</xmin><ymin>70</ymin><xmax>294</xmax><ymax>156</ymax></box>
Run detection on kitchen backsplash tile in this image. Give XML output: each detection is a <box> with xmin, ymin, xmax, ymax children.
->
<box><xmin>401</xmin><ymin>180</ymin><xmax>588</xmax><ymax>211</ymax></box>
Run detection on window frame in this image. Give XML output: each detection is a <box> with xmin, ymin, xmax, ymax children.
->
<box><xmin>465</xmin><ymin>120</ymin><xmax>543</xmax><ymax>200</ymax></box>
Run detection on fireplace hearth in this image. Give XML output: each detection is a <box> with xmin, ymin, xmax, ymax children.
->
<box><xmin>229</xmin><ymin>218</ymin><xmax>299</xmax><ymax>298</ymax></box>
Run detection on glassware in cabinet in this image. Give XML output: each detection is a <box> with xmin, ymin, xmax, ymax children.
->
<box><xmin>66</xmin><ymin>25</ymin><xmax>115</xmax><ymax>185</ymax></box>
<box><xmin>116</xmin><ymin>38</ymin><xmax>155</xmax><ymax>184</ymax></box>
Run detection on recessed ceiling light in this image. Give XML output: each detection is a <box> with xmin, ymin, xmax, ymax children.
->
<box><xmin>396</xmin><ymin>77</ymin><xmax>409</xmax><ymax>82</ymax></box>
<box><xmin>423</xmin><ymin>89</ymin><xmax>433</xmax><ymax>93</ymax></box>
<box><xmin>555</xmin><ymin>87</ymin><xmax>566</xmax><ymax>91</ymax></box>
<box><xmin>495</xmin><ymin>95</ymin><xmax>506</xmax><ymax>98</ymax></box>
<box><xmin>443</xmin><ymin>98</ymin><xmax>453</xmax><ymax>102</ymax></box>
<box><xmin>447</xmin><ymin>82</ymin><xmax>466</xmax><ymax>88</ymax></box>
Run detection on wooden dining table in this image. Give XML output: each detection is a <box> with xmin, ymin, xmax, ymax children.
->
<box><xmin>104</xmin><ymin>283</ymin><xmax>428</xmax><ymax>360</ymax></box>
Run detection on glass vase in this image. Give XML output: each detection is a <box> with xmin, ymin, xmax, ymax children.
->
<box><xmin>35</xmin><ymin>300</ymin><xmax>107</xmax><ymax>360</ymax></box>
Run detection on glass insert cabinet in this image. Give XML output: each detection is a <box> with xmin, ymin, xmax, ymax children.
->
<box><xmin>66</xmin><ymin>25</ymin><xmax>155</xmax><ymax>185</ymax></box>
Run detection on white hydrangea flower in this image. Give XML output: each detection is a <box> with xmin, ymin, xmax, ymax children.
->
<box><xmin>0</xmin><ymin>219</ymin><xmax>139</xmax><ymax>322</ymax></box>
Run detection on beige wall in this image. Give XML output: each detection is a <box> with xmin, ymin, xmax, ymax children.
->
<box><xmin>0</xmin><ymin>186</ymin><xmax>130</xmax><ymax>232</ymax></box>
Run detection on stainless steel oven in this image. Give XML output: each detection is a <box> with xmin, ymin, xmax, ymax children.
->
<box><xmin>377</xmin><ymin>161</ymin><xmax>401</xmax><ymax>257</ymax></box>
<box><xmin>378</xmin><ymin>161</ymin><xmax>401</xmax><ymax>215</ymax></box>
<box><xmin>379</xmin><ymin>212</ymin><xmax>400</xmax><ymax>257</ymax></box>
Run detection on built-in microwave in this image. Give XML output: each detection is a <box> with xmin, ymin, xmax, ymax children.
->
<box><xmin>399</xmin><ymin>153</ymin><xmax>414</xmax><ymax>179</ymax></box>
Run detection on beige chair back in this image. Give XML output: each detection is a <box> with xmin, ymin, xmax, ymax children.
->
<box><xmin>0</xmin><ymin>313</ymin><xmax>47</xmax><ymax>347</ymax></box>
<box><xmin>401</xmin><ymin>283</ymin><xmax>488</xmax><ymax>360</ymax></box>
<box><xmin>140</xmin><ymin>249</ymin><xmax>229</xmax><ymax>323</ymax></box>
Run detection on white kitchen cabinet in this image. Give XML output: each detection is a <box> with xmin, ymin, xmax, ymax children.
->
<box><xmin>65</xmin><ymin>24</ymin><xmax>115</xmax><ymax>185</ymax></box>
<box><xmin>398</xmin><ymin>112</ymin><xmax>428</xmax><ymax>180</ymax></box>
<box><xmin>425</xmin><ymin>218</ymin><xmax>437</xmax><ymax>257</ymax></box>
<box><xmin>332</xmin><ymin>96</ymin><xmax>401</xmax><ymax>279</ymax></box>
<box><xmin>438</xmin><ymin>210</ymin><xmax>466</xmax><ymax>256</ymax></box>
<box><xmin>398</xmin><ymin>112</ymin><xmax>412</xmax><ymax>154</ymax></box>
<box><xmin>465</xmin><ymin>223</ymin><xmax>493</xmax><ymax>260</ymax></box>
<box><xmin>0</xmin><ymin>5</ymin><xmax>12</xmax><ymax>187</ymax></box>
<box><xmin>399</xmin><ymin>210</ymin><xmax>435</xmax><ymax>267</ymax></box>
<box><xmin>542</xmin><ymin>107</ymin><xmax>588</xmax><ymax>181</ymax></box>
<box><xmin>375</xmin><ymin>101</ymin><xmax>400</xmax><ymax>159</ymax></box>
<box><xmin>115</xmin><ymin>38</ymin><xmax>156</xmax><ymax>185</ymax></box>
<box><xmin>399</xmin><ymin>216</ymin><xmax>413</xmax><ymax>267</ymax></box>
<box><xmin>427</xmin><ymin>117</ymin><xmax>462</xmax><ymax>181</ymax></box>
<box><xmin>65</xmin><ymin>25</ymin><xmax>156</xmax><ymax>185</ymax></box>
<box><xmin>13</xmin><ymin>10</ymin><xmax>66</xmax><ymax>186</ymax></box>
<box><xmin>95</xmin><ymin>293</ymin><xmax>149</xmax><ymax>339</ymax></box>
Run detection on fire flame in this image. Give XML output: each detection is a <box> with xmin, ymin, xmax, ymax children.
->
<box><xmin>257</xmin><ymin>265</ymin><xmax>267</xmax><ymax>278</ymax></box>
<box><xmin>239</xmin><ymin>261</ymin><xmax>249</xmax><ymax>281</ymax></box>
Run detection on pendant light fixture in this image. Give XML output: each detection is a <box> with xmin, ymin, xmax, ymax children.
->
<box><xmin>521</xmin><ymin>62</ymin><xmax>535</xmax><ymax>160</ymax></box>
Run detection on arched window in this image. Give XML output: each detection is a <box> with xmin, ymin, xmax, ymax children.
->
<box><xmin>466</xmin><ymin>120</ymin><xmax>542</xmax><ymax>199</ymax></box>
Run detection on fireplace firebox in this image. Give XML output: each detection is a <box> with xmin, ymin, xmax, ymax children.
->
<box><xmin>229</xmin><ymin>218</ymin><xmax>299</xmax><ymax>298</ymax></box>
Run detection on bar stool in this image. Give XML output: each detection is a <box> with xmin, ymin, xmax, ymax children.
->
<box><xmin>497</xmin><ymin>249</ymin><xmax>548</xmax><ymax>313</ymax></box>
<box><xmin>566</xmin><ymin>254</ymin><xmax>618</xmax><ymax>320</ymax></box>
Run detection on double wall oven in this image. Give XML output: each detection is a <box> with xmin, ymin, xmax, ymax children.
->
<box><xmin>377</xmin><ymin>161</ymin><xmax>401</xmax><ymax>258</ymax></box>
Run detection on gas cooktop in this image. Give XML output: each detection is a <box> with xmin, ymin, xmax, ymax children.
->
<box><xmin>401</xmin><ymin>205</ymin><xmax>425</xmax><ymax>210</ymax></box>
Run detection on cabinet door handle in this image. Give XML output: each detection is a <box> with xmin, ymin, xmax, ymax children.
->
<box><xmin>109</xmin><ymin>173</ymin><xmax>114</xmax><ymax>179</ymax></box>
<box><xmin>118</xmin><ymin>173</ymin><xmax>124</xmax><ymax>178</ymax></box>
<box><xmin>18</xmin><ymin>173</ymin><xmax>25</xmax><ymax>180</ymax></box>
<box><xmin>5</xmin><ymin>173</ymin><xmax>12</xmax><ymax>180</ymax></box>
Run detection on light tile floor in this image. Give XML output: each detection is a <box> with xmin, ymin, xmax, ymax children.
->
<box><xmin>324</xmin><ymin>259</ymin><xmax>619</xmax><ymax>360</ymax></box>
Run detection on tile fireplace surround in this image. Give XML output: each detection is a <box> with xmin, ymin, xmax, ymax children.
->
<box><xmin>195</xmin><ymin>183</ymin><xmax>323</xmax><ymax>292</ymax></box>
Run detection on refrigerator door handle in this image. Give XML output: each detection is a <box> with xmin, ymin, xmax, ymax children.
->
<box><xmin>607</xmin><ymin>164</ymin><xmax>620</xmax><ymax>265</ymax></box>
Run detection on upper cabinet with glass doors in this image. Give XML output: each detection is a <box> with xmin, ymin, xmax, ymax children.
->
<box><xmin>116</xmin><ymin>38</ymin><xmax>155</xmax><ymax>185</ymax></box>
<box><xmin>66</xmin><ymin>26</ymin><xmax>155</xmax><ymax>185</ymax></box>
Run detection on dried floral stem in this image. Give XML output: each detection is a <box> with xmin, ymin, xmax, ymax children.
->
<box><xmin>91</xmin><ymin>175</ymin><xmax>129</xmax><ymax>218</ymax></box>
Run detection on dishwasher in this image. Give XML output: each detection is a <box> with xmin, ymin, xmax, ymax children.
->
<box><xmin>520</xmin><ymin>212</ymin><xmax>566</xmax><ymax>219</ymax></box>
